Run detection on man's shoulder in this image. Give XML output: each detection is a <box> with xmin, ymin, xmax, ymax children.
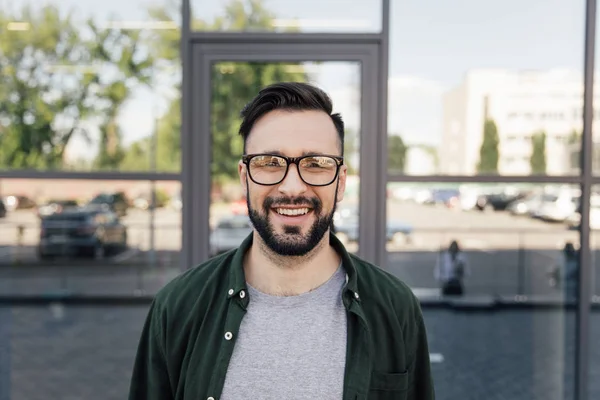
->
<box><xmin>154</xmin><ymin>250</ymin><xmax>234</xmax><ymax>310</ymax></box>
<box><xmin>349</xmin><ymin>253</ymin><xmax>421</xmax><ymax>317</ymax></box>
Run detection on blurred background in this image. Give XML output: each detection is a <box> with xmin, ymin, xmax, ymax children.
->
<box><xmin>0</xmin><ymin>0</ymin><xmax>600</xmax><ymax>399</ymax></box>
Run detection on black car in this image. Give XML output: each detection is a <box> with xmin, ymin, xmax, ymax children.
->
<box><xmin>87</xmin><ymin>192</ymin><xmax>129</xmax><ymax>217</ymax></box>
<box><xmin>476</xmin><ymin>192</ymin><xmax>529</xmax><ymax>211</ymax></box>
<box><xmin>36</xmin><ymin>199</ymin><xmax>79</xmax><ymax>217</ymax></box>
<box><xmin>38</xmin><ymin>207</ymin><xmax>128</xmax><ymax>259</ymax></box>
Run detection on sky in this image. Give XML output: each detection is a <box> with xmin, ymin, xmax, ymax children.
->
<box><xmin>3</xmin><ymin>0</ymin><xmax>590</xmax><ymax>160</ymax></box>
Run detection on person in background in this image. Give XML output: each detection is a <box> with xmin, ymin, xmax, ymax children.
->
<box><xmin>548</xmin><ymin>241</ymin><xmax>579</xmax><ymax>302</ymax></box>
<box><xmin>435</xmin><ymin>240</ymin><xmax>469</xmax><ymax>296</ymax></box>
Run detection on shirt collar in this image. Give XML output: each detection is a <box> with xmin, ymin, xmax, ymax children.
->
<box><xmin>228</xmin><ymin>232</ymin><xmax>360</xmax><ymax>303</ymax></box>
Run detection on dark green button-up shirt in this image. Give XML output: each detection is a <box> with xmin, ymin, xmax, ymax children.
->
<box><xmin>129</xmin><ymin>233</ymin><xmax>435</xmax><ymax>400</ymax></box>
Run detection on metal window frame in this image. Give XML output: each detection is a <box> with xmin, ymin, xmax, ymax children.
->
<box><xmin>181</xmin><ymin>0</ymin><xmax>595</xmax><ymax>397</ymax></box>
<box><xmin>184</xmin><ymin>40</ymin><xmax>384</xmax><ymax>267</ymax></box>
<box><xmin>0</xmin><ymin>0</ymin><xmax>594</xmax><ymax>396</ymax></box>
<box><xmin>576</xmin><ymin>2</ymin><xmax>596</xmax><ymax>400</ymax></box>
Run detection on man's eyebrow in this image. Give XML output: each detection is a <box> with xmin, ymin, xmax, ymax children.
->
<box><xmin>255</xmin><ymin>150</ymin><xmax>328</xmax><ymax>156</ymax></box>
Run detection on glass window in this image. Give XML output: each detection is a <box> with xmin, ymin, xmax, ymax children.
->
<box><xmin>0</xmin><ymin>178</ymin><xmax>182</xmax><ymax>296</ymax></box>
<box><xmin>388</xmin><ymin>0</ymin><xmax>585</xmax><ymax>176</ymax></box>
<box><xmin>386</xmin><ymin>182</ymin><xmax>578</xmax><ymax>398</ymax></box>
<box><xmin>1</xmin><ymin>0</ymin><xmax>181</xmax><ymax>172</ymax></box>
<box><xmin>2</xmin><ymin>304</ymin><xmax>150</xmax><ymax>399</ymax></box>
<box><xmin>191</xmin><ymin>0</ymin><xmax>381</xmax><ymax>33</ymax></box>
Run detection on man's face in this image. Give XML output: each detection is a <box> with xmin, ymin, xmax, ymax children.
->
<box><xmin>238</xmin><ymin>110</ymin><xmax>347</xmax><ymax>257</ymax></box>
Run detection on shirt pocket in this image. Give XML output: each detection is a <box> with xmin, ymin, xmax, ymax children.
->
<box><xmin>368</xmin><ymin>370</ymin><xmax>409</xmax><ymax>400</ymax></box>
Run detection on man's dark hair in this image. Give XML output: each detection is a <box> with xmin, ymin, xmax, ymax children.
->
<box><xmin>239</xmin><ymin>82</ymin><xmax>345</xmax><ymax>154</ymax></box>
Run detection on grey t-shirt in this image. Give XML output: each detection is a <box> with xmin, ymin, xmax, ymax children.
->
<box><xmin>220</xmin><ymin>264</ymin><xmax>348</xmax><ymax>399</ymax></box>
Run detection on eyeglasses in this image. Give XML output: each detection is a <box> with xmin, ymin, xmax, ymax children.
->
<box><xmin>242</xmin><ymin>153</ymin><xmax>344</xmax><ymax>186</ymax></box>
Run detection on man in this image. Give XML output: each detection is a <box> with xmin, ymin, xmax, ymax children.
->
<box><xmin>129</xmin><ymin>82</ymin><xmax>435</xmax><ymax>400</ymax></box>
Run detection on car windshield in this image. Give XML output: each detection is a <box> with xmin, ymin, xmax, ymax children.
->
<box><xmin>542</xmin><ymin>194</ymin><xmax>559</xmax><ymax>202</ymax></box>
<box><xmin>90</xmin><ymin>194</ymin><xmax>111</xmax><ymax>203</ymax></box>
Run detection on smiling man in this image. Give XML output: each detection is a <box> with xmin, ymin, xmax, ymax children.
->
<box><xmin>129</xmin><ymin>82</ymin><xmax>435</xmax><ymax>400</ymax></box>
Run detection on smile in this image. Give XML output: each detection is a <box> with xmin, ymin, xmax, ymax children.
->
<box><xmin>274</xmin><ymin>207</ymin><xmax>311</xmax><ymax>216</ymax></box>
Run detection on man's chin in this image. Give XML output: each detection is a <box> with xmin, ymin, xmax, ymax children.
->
<box><xmin>262</xmin><ymin>234</ymin><xmax>314</xmax><ymax>256</ymax></box>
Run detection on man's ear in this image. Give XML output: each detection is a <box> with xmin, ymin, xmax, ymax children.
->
<box><xmin>238</xmin><ymin>160</ymin><xmax>248</xmax><ymax>197</ymax></box>
<box><xmin>336</xmin><ymin>165</ymin><xmax>347</xmax><ymax>203</ymax></box>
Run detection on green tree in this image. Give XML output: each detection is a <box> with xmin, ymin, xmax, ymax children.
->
<box><xmin>530</xmin><ymin>131</ymin><xmax>547</xmax><ymax>174</ymax></box>
<box><xmin>126</xmin><ymin>0</ymin><xmax>307</xmax><ymax>183</ymax></box>
<box><xmin>567</xmin><ymin>129</ymin><xmax>581</xmax><ymax>172</ymax></box>
<box><xmin>0</xmin><ymin>6</ymin><xmax>93</xmax><ymax>169</ymax></box>
<box><xmin>343</xmin><ymin>129</ymin><xmax>359</xmax><ymax>175</ymax></box>
<box><xmin>0</xmin><ymin>5</ymin><xmax>151</xmax><ymax>170</ymax></box>
<box><xmin>388</xmin><ymin>134</ymin><xmax>407</xmax><ymax>172</ymax></box>
<box><xmin>477</xmin><ymin>119</ymin><xmax>500</xmax><ymax>174</ymax></box>
<box><xmin>91</xmin><ymin>25</ymin><xmax>153</xmax><ymax>169</ymax></box>
<box><xmin>568</xmin><ymin>129</ymin><xmax>581</xmax><ymax>145</ymax></box>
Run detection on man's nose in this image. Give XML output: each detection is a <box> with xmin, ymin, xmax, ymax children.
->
<box><xmin>278</xmin><ymin>164</ymin><xmax>308</xmax><ymax>196</ymax></box>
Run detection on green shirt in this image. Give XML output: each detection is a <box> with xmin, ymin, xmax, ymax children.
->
<box><xmin>129</xmin><ymin>233</ymin><xmax>435</xmax><ymax>400</ymax></box>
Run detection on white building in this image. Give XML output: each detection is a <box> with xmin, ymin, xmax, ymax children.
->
<box><xmin>404</xmin><ymin>146</ymin><xmax>437</xmax><ymax>175</ymax></box>
<box><xmin>440</xmin><ymin>69</ymin><xmax>600</xmax><ymax>176</ymax></box>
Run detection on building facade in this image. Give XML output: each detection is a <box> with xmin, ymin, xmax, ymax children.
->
<box><xmin>441</xmin><ymin>69</ymin><xmax>600</xmax><ymax>176</ymax></box>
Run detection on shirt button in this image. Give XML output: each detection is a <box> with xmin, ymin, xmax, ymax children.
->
<box><xmin>208</xmin><ymin>397</ymin><xmax>215</xmax><ymax>400</ymax></box>
<box><xmin>224</xmin><ymin>332</ymin><xmax>233</xmax><ymax>340</ymax></box>
<box><xmin>239</xmin><ymin>290</ymin><xmax>246</xmax><ymax>298</ymax></box>
<box><xmin>228</xmin><ymin>289</ymin><xmax>234</xmax><ymax>295</ymax></box>
<box><xmin>354</xmin><ymin>292</ymin><xmax>360</xmax><ymax>299</ymax></box>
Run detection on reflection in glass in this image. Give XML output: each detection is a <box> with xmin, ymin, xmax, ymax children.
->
<box><xmin>386</xmin><ymin>182</ymin><xmax>581</xmax><ymax>298</ymax></box>
<box><xmin>0</xmin><ymin>179</ymin><xmax>181</xmax><ymax>295</ymax></box>
<box><xmin>5</xmin><ymin>305</ymin><xmax>150</xmax><ymax>399</ymax></box>
<box><xmin>592</xmin><ymin>313</ymin><xmax>600</xmax><ymax>398</ymax></box>
<box><xmin>387</xmin><ymin>182</ymin><xmax>578</xmax><ymax>398</ymax></box>
<box><xmin>1</xmin><ymin>0</ymin><xmax>181</xmax><ymax>172</ymax></box>
<box><xmin>388</xmin><ymin>0</ymin><xmax>585</xmax><ymax>176</ymax></box>
<box><xmin>191</xmin><ymin>0</ymin><xmax>381</xmax><ymax>33</ymax></box>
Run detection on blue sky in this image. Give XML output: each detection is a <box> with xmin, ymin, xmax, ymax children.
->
<box><xmin>4</xmin><ymin>0</ymin><xmax>590</xmax><ymax>159</ymax></box>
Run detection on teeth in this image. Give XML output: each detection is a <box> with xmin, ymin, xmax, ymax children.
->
<box><xmin>276</xmin><ymin>208</ymin><xmax>309</xmax><ymax>216</ymax></box>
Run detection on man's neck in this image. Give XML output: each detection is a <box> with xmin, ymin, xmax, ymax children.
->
<box><xmin>243</xmin><ymin>232</ymin><xmax>341</xmax><ymax>296</ymax></box>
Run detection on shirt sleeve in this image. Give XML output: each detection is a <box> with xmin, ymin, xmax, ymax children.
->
<box><xmin>128</xmin><ymin>300</ymin><xmax>174</xmax><ymax>400</ymax></box>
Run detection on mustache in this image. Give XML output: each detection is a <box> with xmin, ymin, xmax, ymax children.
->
<box><xmin>263</xmin><ymin>196</ymin><xmax>320</xmax><ymax>210</ymax></box>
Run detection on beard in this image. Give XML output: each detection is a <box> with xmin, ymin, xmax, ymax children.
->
<box><xmin>247</xmin><ymin>185</ymin><xmax>337</xmax><ymax>257</ymax></box>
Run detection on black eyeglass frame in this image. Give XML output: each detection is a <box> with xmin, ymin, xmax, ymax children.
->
<box><xmin>242</xmin><ymin>153</ymin><xmax>344</xmax><ymax>187</ymax></box>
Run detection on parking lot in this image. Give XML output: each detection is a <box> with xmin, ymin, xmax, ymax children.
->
<box><xmin>1</xmin><ymin>199</ymin><xmax>599</xmax><ymax>298</ymax></box>
<box><xmin>1</xmin><ymin>199</ymin><xmax>599</xmax><ymax>400</ymax></box>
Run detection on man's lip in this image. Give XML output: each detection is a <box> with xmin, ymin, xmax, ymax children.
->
<box><xmin>271</xmin><ymin>206</ymin><xmax>313</xmax><ymax>210</ymax></box>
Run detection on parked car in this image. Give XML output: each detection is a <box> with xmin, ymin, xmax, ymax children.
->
<box><xmin>333</xmin><ymin>204</ymin><xmax>413</xmax><ymax>245</ymax></box>
<box><xmin>87</xmin><ymin>192</ymin><xmax>129</xmax><ymax>217</ymax></box>
<box><xmin>169</xmin><ymin>191</ymin><xmax>182</xmax><ymax>211</ymax></box>
<box><xmin>476</xmin><ymin>191</ymin><xmax>528</xmax><ymax>212</ymax></box>
<box><xmin>230</xmin><ymin>198</ymin><xmax>248</xmax><ymax>215</ymax></box>
<box><xmin>3</xmin><ymin>195</ymin><xmax>36</xmax><ymax>212</ymax></box>
<box><xmin>531</xmin><ymin>193</ymin><xmax>578</xmax><ymax>222</ymax></box>
<box><xmin>38</xmin><ymin>207</ymin><xmax>128</xmax><ymax>259</ymax></box>
<box><xmin>425</xmin><ymin>189</ymin><xmax>460</xmax><ymax>208</ymax></box>
<box><xmin>507</xmin><ymin>193</ymin><xmax>544</xmax><ymax>216</ymax></box>
<box><xmin>36</xmin><ymin>199</ymin><xmax>79</xmax><ymax>217</ymax></box>
<box><xmin>209</xmin><ymin>215</ymin><xmax>253</xmax><ymax>256</ymax></box>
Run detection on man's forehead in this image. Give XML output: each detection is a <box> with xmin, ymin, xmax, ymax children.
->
<box><xmin>246</xmin><ymin>110</ymin><xmax>340</xmax><ymax>153</ymax></box>
<box><xmin>250</xmin><ymin>149</ymin><xmax>335</xmax><ymax>157</ymax></box>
